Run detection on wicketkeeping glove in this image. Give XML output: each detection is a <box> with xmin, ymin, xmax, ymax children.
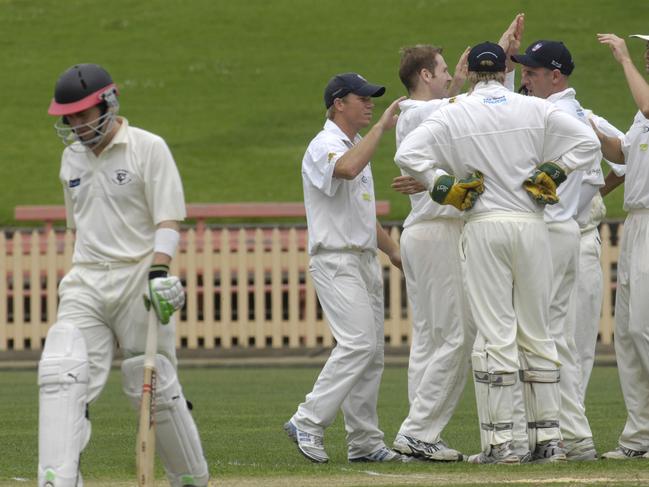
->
<box><xmin>430</xmin><ymin>172</ymin><xmax>485</xmax><ymax>211</ymax></box>
<box><xmin>148</xmin><ymin>264</ymin><xmax>185</xmax><ymax>325</ymax></box>
<box><xmin>523</xmin><ymin>162</ymin><xmax>567</xmax><ymax>206</ymax></box>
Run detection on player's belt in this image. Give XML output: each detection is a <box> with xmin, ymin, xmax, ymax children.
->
<box><xmin>466</xmin><ymin>211</ymin><xmax>543</xmax><ymax>223</ymax></box>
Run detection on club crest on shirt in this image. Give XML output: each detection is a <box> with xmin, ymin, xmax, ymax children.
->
<box><xmin>68</xmin><ymin>178</ymin><xmax>80</xmax><ymax>188</ymax></box>
<box><xmin>112</xmin><ymin>169</ymin><xmax>132</xmax><ymax>185</ymax></box>
<box><xmin>640</xmin><ymin>144</ymin><xmax>648</xmax><ymax>152</ymax></box>
<box><xmin>327</xmin><ymin>152</ymin><xmax>336</xmax><ymax>163</ymax></box>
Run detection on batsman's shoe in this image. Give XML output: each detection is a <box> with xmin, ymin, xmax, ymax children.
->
<box><xmin>601</xmin><ymin>445</ymin><xmax>647</xmax><ymax>460</ymax></box>
<box><xmin>531</xmin><ymin>439</ymin><xmax>566</xmax><ymax>463</ymax></box>
<box><xmin>467</xmin><ymin>442</ymin><xmax>520</xmax><ymax>465</ymax></box>
<box><xmin>283</xmin><ymin>420</ymin><xmax>329</xmax><ymax>464</ymax></box>
<box><xmin>562</xmin><ymin>437</ymin><xmax>597</xmax><ymax>461</ymax></box>
<box><xmin>393</xmin><ymin>434</ymin><xmax>463</xmax><ymax>462</ymax></box>
<box><xmin>349</xmin><ymin>446</ymin><xmax>408</xmax><ymax>463</ymax></box>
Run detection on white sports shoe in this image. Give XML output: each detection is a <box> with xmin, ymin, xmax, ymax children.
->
<box><xmin>601</xmin><ymin>445</ymin><xmax>647</xmax><ymax>460</ymax></box>
<box><xmin>531</xmin><ymin>439</ymin><xmax>566</xmax><ymax>463</ymax></box>
<box><xmin>284</xmin><ymin>420</ymin><xmax>329</xmax><ymax>463</ymax></box>
<box><xmin>349</xmin><ymin>446</ymin><xmax>408</xmax><ymax>463</ymax></box>
<box><xmin>562</xmin><ymin>437</ymin><xmax>597</xmax><ymax>461</ymax></box>
<box><xmin>393</xmin><ymin>433</ymin><xmax>463</xmax><ymax>461</ymax></box>
<box><xmin>467</xmin><ymin>442</ymin><xmax>520</xmax><ymax>465</ymax></box>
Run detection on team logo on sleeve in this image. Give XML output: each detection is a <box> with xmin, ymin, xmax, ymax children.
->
<box><xmin>68</xmin><ymin>178</ymin><xmax>80</xmax><ymax>188</ymax></box>
<box><xmin>112</xmin><ymin>169</ymin><xmax>132</xmax><ymax>185</ymax></box>
<box><xmin>327</xmin><ymin>152</ymin><xmax>337</xmax><ymax>163</ymax></box>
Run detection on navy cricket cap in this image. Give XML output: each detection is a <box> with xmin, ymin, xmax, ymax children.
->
<box><xmin>324</xmin><ymin>73</ymin><xmax>386</xmax><ymax>109</ymax></box>
<box><xmin>511</xmin><ymin>40</ymin><xmax>575</xmax><ymax>75</ymax></box>
<box><xmin>468</xmin><ymin>42</ymin><xmax>507</xmax><ymax>72</ymax></box>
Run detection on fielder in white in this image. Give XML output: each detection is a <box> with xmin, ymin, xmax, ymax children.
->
<box><xmin>593</xmin><ymin>33</ymin><xmax>649</xmax><ymax>460</ymax></box>
<box><xmin>284</xmin><ymin>73</ymin><xmax>405</xmax><ymax>464</ymax></box>
<box><xmin>39</xmin><ymin>64</ymin><xmax>209</xmax><ymax>486</ymax></box>
<box><xmin>512</xmin><ymin>39</ymin><xmax>604</xmax><ymax>461</ymax></box>
<box><xmin>390</xmin><ymin>14</ymin><xmax>524</xmax><ymax>462</ymax></box>
<box><xmin>574</xmin><ymin>114</ymin><xmax>625</xmax><ymax>402</ymax></box>
<box><xmin>396</xmin><ymin>42</ymin><xmax>600</xmax><ymax>464</ymax></box>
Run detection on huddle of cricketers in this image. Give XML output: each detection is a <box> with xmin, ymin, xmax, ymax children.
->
<box><xmin>286</xmin><ymin>14</ymin><xmax>649</xmax><ymax>465</ymax></box>
<box><xmin>37</xmin><ymin>12</ymin><xmax>649</xmax><ymax>487</ymax></box>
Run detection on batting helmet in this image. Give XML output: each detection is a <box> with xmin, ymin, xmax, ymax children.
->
<box><xmin>48</xmin><ymin>64</ymin><xmax>118</xmax><ymax>116</ymax></box>
<box><xmin>48</xmin><ymin>64</ymin><xmax>120</xmax><ymax>148</ymax></box>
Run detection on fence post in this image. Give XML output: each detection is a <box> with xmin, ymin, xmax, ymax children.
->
<box><xmin>0</xmin><ymin>233</ymin><xmax>6</xmax><ymax>351</ymax></box>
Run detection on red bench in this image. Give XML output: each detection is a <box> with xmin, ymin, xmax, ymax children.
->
<box><xmin>15</xmin><ymin>201</ymin><xmax>391</xmax><ymax>232</ymax></box>
<box><xmin>13</xmin><ymin>202</ymin><xmax>391</xmax><ymax>254</ymax></box>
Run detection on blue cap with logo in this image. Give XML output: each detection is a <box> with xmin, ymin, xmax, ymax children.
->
<box><xmin>468</xmin><ymin>42</ymin><xmax>507</xmax><ymax>72</ymax></box>
<box><xmin>511</xmin><ymin>40</ymin><xmax>575</xmax><ymax>75</ymax></box>
<box><xmin>324</xmin><ymin>73</ymin><xmax>386</xmax><ymax>109</ymax></box>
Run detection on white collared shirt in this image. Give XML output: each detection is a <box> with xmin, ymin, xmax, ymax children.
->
<box><xmin>544</xmin><ymin>88</ymin><xmax>605</xmax><ymax>223</ymax></box>
<box><xmin>302</xmin><ymin>119</ymin><xmax>376</xmax><ymax>255</ymax></box>
<box><xmin>396</xmin><ymin>97</ymin><xmax>464</xmax><ymax>227</ymax></box>
<box><xmin>395</xmin><ymin>81</ymin><xmax>600</xmax><ymax>214</ymax></box>
<box><xmin>60</xmin><ymin>117</ymin><xmax>186</xmax><ymax>264</ymax></box>
<box><xmin>622</xmin><ymin>110</ymin><xmax>649</xmax><ymax>210</ymax></box>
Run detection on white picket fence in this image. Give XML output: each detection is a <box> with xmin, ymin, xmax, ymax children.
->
<box><xmin>0</xmin><ymin>223</ymin><xmax>621</xmax><ymax>353</ymax></box>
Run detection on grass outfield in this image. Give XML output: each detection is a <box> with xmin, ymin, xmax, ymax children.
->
<box><xmin>1</xmin><ymin>365</ymin><xmax>646</xmax><ymax>486</ymax></box>
<box><xmin>1</xmin><ymin>0</ymin><xmax>648</xmax><ymax>225</ymax></box>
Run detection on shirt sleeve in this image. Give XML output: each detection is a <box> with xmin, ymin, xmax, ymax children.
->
<box><xmin>394</xmin><ymin>116</ymin><xmax>452</xmax><ymax>190</ymax></box>
<box><xmin>59</xmin><ymin>155</ymin><xmax>76</xmax><ymax>230</ymax></box>
<box><xmin>143</xmin><ymin>136</ymin><xmax>187</xmax><ymax>224</ymax></box>
<box><xmin>543</xmin><ymin>106</ymin><xmax>601</xmax><ymax>173</ymax></box>
<box><xmin>302</xmin><ymin>138</ymin><xmax>343</xmax><ymax>197</ymax></box>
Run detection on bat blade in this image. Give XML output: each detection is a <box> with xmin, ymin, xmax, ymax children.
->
<box><xmin>137</xmin><ymin>366</ymin><xmax>156</xmax><ymax>486</ymax></box>
<box><xmin>137</xmin><ymin>308</ymin><xmax>159</xmax><ymax>486</ymax></box>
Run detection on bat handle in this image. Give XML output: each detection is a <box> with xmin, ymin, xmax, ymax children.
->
<box><xmin>144</xmin><ymin>309</ymin><xmax>158</xmax><ymax>368</ymax></box>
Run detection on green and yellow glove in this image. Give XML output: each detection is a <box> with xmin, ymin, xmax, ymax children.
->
<box><xmin>430</xmin><ymin>172</ymin><xmax>485</xmax><ymax>211</ymax></box>
<box><xmin>523</xmin><ymin>162</ymin><xmax>567</xmax><ymax>205</ymax></box>
<box><xmin>147</xmin><ymin>264</ymin><xmax>185</xmax><ymax>324</ymax></box>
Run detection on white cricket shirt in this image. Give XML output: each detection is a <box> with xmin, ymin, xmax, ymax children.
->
<box><xmin>302</xmin><ymin>119</ymin><xmax>377</xmax><ymax>255</ymax></box>
<box><xmin>60</xmin><ymin>118</ymin><xmax>186</xmax><ymax>264</ymax></box>
<box><xmin>622</xmin><ymin>111</ymin><xmax>649</xmax><ymax>210</ymax></box>
<box><xmin>544</xmin><ymin>89</ymin><xmax>605</xmax><ymax>223</ymax></box>
<box><xmin>395</xmin><ymin>81</ymin><xmax>600</xmax><ymax>214</ymax></box>
<box><xmin>396</xmin><ymin>98</ymin><xmax>464</xmax><ymax>227</ymax></box>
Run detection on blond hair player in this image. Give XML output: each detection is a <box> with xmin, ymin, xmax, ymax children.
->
<box><xmin>284</xmin><ymin>73</ymin><xmax>406</xmax><ymax>464</ymax></box>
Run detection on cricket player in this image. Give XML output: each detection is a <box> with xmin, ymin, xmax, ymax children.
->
<box><xmin>284</xmin><ymin>73</ymin><xmax>405</xmax><ymax>464</ymax></box>
<box><xmin>396</xmin><ymin>42</ymin><xmax>600</xmax><ymax>464</ymax></box>
<box><xmin>574</xmin><ymin>114</ymin><xmax>625</xmax><ymax>402</ymax></box>
<box><xmin>38</xmin><ymin>64</ymin><xmax>209</xmax><ymax>486</ymax></box>
<box><xmin>390</xmin><ymin>14</ymin><xmax>525</xmax><ymax>463</ymax></box>
<box><xmin>593</xmin><ymin>33</ymin><xmax>649</xmax><ymax>460</ymax></box>
<box><xmin>512</xmin><ymin>39</ymin><xmax>604</xmax><ymax>461</ymax></box>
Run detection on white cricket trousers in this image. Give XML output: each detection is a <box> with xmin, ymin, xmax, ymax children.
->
<box><xmin>56</xmin><ymin>257</ymin><xmax>178</xmax><ymax>402</ymax></box>
<box><xmin>398</xmin><ymin>219</ymin><xmax>475</xmax><ymax>443</ymax></box>
<box><xmin>574</xmin><ymin>227</ymin><xmax>603</xmax><ymax>402</ymax></box>
<box><xmin>546</xmin><ymin>220</ymin><xmax>593</xmax><ymax>441</ymax></box>
<box><xmin>292</xmin><ymin>250</ymin><xmax>386</xmax><ymax>458</ymax></box>
<box><xmin>462</xmin><ymin>213</ymin><xmax>561</xmax><ymax>446</ymax></box>
<box><xmin>614</xmin><ymin>210</ymin><xmax>649</xmax><ymax>451</ymax></box>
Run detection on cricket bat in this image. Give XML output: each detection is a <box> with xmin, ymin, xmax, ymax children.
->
<box><xmin>137</xmin><ymin>305</ymin><xmax>159</xmax><ymax>486</ymax></box>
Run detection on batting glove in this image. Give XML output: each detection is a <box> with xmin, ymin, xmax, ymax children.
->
<box><xmin>148</xmin><ymin>264</ymin><xmax>185</xmax><ymax>325</ymax></box>
<box><xmin>523</xmin><ymin>162</ymin><xmax>567</xmax><ymax>205</ymax></box>
<box><xmin>430</xmin><ymin>172</ymin><xmax>485</xmax><ymax>211</ymax></box>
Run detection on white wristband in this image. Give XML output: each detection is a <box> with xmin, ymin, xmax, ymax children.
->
<box><xmin>154</xmin><ymin>227</ymin><xmax>180</xmax><ymax>258</ymax></box>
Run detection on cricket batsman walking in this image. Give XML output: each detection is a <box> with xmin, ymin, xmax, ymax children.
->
<box><xmin>37</xmin><ymin>63</ymin><xmax>209</xmax><ymax>486</ymax></box>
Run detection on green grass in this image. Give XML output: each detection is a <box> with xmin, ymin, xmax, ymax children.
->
<box><xmin>0</xmin><ymin>0</ymin><xmax>647</xmax><ymax>225</ymax></box>
<box><xmin>0</xmin><ymin>365</ymin><xmax>645</xmax><ymax>486</ymax></box>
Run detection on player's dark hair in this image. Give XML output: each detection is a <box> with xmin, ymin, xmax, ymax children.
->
<box><xmin>399</xmin><ymin>45</ymin><xmax>443</xmax><ymax>93</ymax></box>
